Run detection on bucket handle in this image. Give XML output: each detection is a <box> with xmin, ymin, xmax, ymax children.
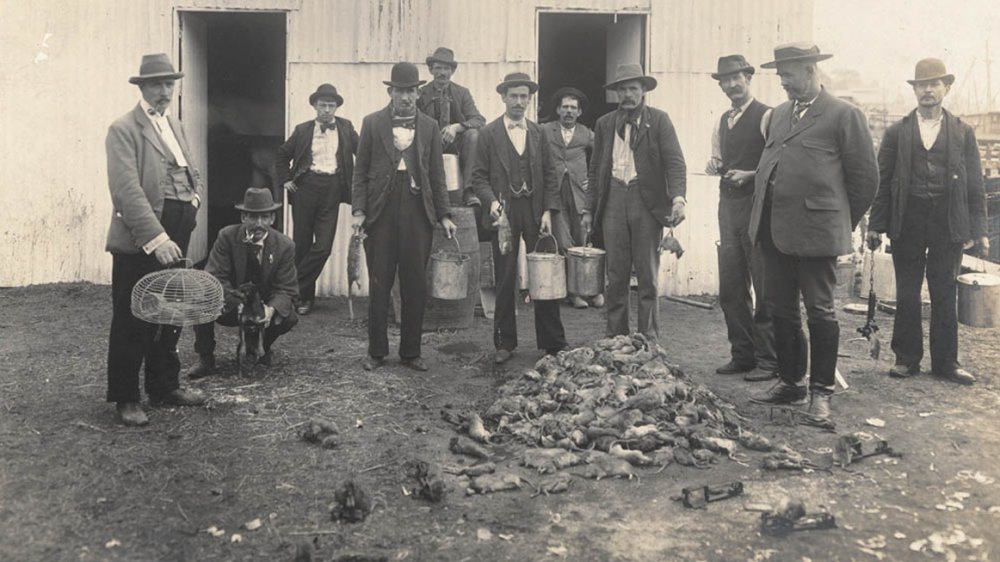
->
<box><xmin>433</xmin><ymin>236</ymin><xmax>462</xmax><ymax>258</ymax></box>
<box><xmin>532</xmin><ymin>232</ymin><xmax>560</xmax><ymax>255</ymax></box>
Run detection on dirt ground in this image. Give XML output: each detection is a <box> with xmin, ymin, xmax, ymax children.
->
<box><xmin>1</xmin><ymin>282</ymin><xmax>998</xmax><ymax>562</ymax></box>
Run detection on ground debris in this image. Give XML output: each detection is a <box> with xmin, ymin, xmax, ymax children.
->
<box><xmin>402</xmin><ymin>459</ymin><xmax>447</xmax><ymax>503</ymax></box>
<box><xmin>331</xmin><ymin>480</ymin><xmax>372</xmax><ymax>523</ymax></box>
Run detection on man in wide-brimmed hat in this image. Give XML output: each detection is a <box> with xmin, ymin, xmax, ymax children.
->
<box><xmin>469</xmin><ymin>72</ymin><xmax>567</xmax><ymax>365</ymax></box>
<box><xmin>587</xmin><ymin>63</ymin><xmax>688</xmax><ymax>342</ymax></box>
<box><xmin>105</xmin><ymin>53</ymin><xmax>207</xmax><ymax>426</ymax></box>
<box><xmin>867</xmin><ymin>58</ymin><xmax>988</xmax><ymax>386</ymax></box>
<box><xmin>275</xmin><ymin>83</ymin><xmax>359</xmax><ymax>316</ymax></box>
<box><xmin>185</xmin><ymin>188</ymin><xmax>299</xmax><ymax>378</ymax></box>
<box><xmin>747</xmin><ymin>43</ymin><xmax>878</xmax><ymax>429</ymax></box>
<box><xmin>417</xmin><ymin>47</ymin><xmax>486</xmax><ymax>208</ymax></box>
<box><xmin>705</xmin><ymin>54</ymin><xmax>778</xmax><ymax>383</ymax></box>
<box><xmin>351</xmin><ymin>62</ymin><xmax>457</xmax><ymax>372</ymax></box>
<box><xmin>542</xmin><ymin>86</ymin><xmax>603</xmax><ymax>310</ymax></box>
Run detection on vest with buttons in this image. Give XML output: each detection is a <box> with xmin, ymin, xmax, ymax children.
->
<box><xmin>503</xmin><ymin>132</ymin><xmax>533</xmax><ymax>198</ymax></box>
<box><xmin>394</xmin><ymin>142</ymin><xmax>421</xmax><ymax>191</ymax></box>
<box><xmin>719</xmin><ymin>99</ymin><xmax>768</xmax><ymax>199</ymax></box>
<box><xmin>910</xmin><ymin>118</ymin><xmax>948</xmax><ymax>199</ymax></box>
<box><xmin>244</xmin><ymin>244</ymin><xmax>263</xmax><ymax>286</ymax></box>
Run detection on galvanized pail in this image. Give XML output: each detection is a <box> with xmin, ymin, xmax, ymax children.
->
<box><xmin>429</xmin><ymin>237</ymin><xmax>469</xmax><ymax>301</ymax></box>
<box><xmin>526</xmin><ymin>233</ymin><xmax>566</xmax><ymax>301</ymax></box>
<box><xmin>957</xmin><ymin>272</ymin><xmax>1000</xmax><ymax>328</ymax></box>
<box><xmin>566</xmin><ymin>245</ymin><xmax>606</xmax><ymax>297</ymax></box>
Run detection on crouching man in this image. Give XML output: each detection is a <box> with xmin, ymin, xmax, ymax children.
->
<box><xmin>185</xmin><ymin>188</ymin><xmax>299</xmax><ymax>377</ymax></box>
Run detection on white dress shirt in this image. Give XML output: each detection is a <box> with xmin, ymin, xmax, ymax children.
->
<box><xmin>918</xmin><ymin>113</ymin><xmax>943</xmax><ymax>150</ymax></box>
<box><xmin>560</xmin><ymin>125</ymin><xmax>575</xmax><ymax>146</ymax></box>
<box><xmin>140</xmin><ymin>99</ymin><xmax>189</xmax><ymax>167</ymax></box>
<box><xmin>393</xmin><ymin>124</ymin><xmax>415</xmax><ymax>171</ymax></box>
<box><xmin>503</xmin><ymin>115</ymin><xmax>527</xmax><ymax>155</ymax></box>
<box><xmin>612</xmin><ymin>115</ymin><xmax>638</xmax><ymax>183</ymax></box>
<box><xmin>709</xmin><ymin>97</ymin><xmax>773</xmax><ymax>166</ymax></box>
<box><xmin>310</xmin><ymin>121</ymin><xmax>339</xmax><ymax>174</ymax></box>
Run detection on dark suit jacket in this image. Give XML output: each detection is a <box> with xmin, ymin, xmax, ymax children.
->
<box><xmin>542</xmin><ymin>121</ymin><xmax>594</xmax><ymax>213</ymax></box>
<box><xmin>870</xmin><ymin>109</ymin><xmax>986</xmax><ymax>242</ymax></box>
<box><xmin>351</xmin><ymin>106</ymin><xmax>450</xmax><ymax>227</ymax></box>
<box><xmin>275</xmin><ymin>117</ymin><xmax>359</xmax><ymax>204</ymax></box>
<box><xmin>587</xmin><ymin>105</ymin><xmax>687</xmax><ymax>227</ymax></box>
<box><xmin>205</xmin><ymin>225</ymin><xmax>299</xmax><ymax>319</ymax></box>
<box><xmin>105</xmin><ymin>104</ymin><xmax>204</xmax><ymax>254</ymax></box>
<box><xmin>748</xmin><ymin>88</ymin><xmax>878</xmax><ymax>257</ymax></box>
<box><xmin>417</xmin><ymin>82</ymin><xmax>486</xmax><ymax>130</ymax></box>
<box><xmin>470</xmin><ymin>116</ymin><xmax>562</xmax><ymax>224</ymax></box>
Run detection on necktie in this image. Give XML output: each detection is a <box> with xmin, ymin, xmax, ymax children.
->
<box><xmin>436</xmin><ymin>90</ymin><xmax>451</xmax><ymax>129</ymax></box>
<box><xmin>727</xmin><ymin>106</ymin><xmax>741</xmax><ymax>129</ymax></box>
<box><xmin>792</xmin><ymin>101</ymin><xmax>812</xmax><ymax>126</ymax></box>
<box><xmin>320</xmin><ymin>122</ymin><xmax>336</xmax><ymax>133</ymax></box>
<box><xmin>617</xmin><ymin>114</ymin><xmax>640</xmax><ymax>150</ymax></box>
<box><xmin>392</xmin><ymin>116</ymin><xmax>416</xmax><ymax>129</ymax></box>
<box><xmin>507</xmin><ymin>121</ymin><xmax>525</xmax><ymax>130</ymax></box>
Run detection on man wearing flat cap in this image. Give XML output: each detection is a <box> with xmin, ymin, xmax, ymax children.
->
<box><xmin>587</xmin><ymin>63</ymin><xmax>688</xmax><ymax>342</ymax></box>
<box><xmin>470</xmin><ymin>72</ymin><xmax>567</xmax><ymax>364</ymax></box>
<box><xmin>275</xmin><ymin>83</ymin><xmax>359</xmax><ymax>316</ymax></box>
<box><xmin>417</xmin><ymin>47</ymin><xmax>486</xmax><ymax>208</ymax></box>
<box><xmin>351</xmin><ymin>63</ymin><xmax>457</xmax><ymax>372</ymax></box>
<box><xmin>706</xmin><ymin>55</ymin><xmax>778</xmax><ymax>383</ymax></box>
<box><xmin>186</xmin><ymin>188</ymin><xmax>299</xmax><ymax>377</ymax></box>
<box><xmin>543</xmin><ymin>86</ymin><xmax>602</xmax><ymax>309</ymax></box>
<box><xmin>867</xmin><ymin>58</ymin><xmax>988</xmax><ymax>386</ymax></box>
<box><xmin>748</xmin><ymin>43</ymin><xmax>878</xmax><ymax>429</ymax></box>
<box><xmin>105</xmin><ymin>53</ymin><xmax>207</xmax><ymax>426</ymax></box>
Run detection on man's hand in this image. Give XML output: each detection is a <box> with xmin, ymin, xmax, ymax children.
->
<box><xmin>283</xmin><ymin>180</ymin><xmax>298</xmax><ymax>194</ymax></box>
<box><xmin>724</xmin><ymin>169</ymin><xmax>754</xmax><ymax>187</ymax></box>
<box><xmin>705</xmin><ymin>157</ymin><xmax>722</xmax><ymax>176</ymax></box>
<box><xmin>580</xmin><ymin>211</ymin><xmax>593</xmax><ymax>236</ymax></box>
<box><xmin>976</xmin><ymin>236</ymin><xmax>990</xmax><ymax>258</ymax></box>
<box><xmin>866</xmin><ymin>231</ymin><xmax>883</xmax><ymax>251</ymax></box>
<box><xmin>153</xmin><ymin>240</ymin><xmax>183</xmax><ymax>266</ymax></box>
<box><xmin>669</xmin><ymin>199</ymin><xmax>686</xmax><ymax>227</ymax></box>
<box><xmin>441</xmin><ymin>217</ymin><xmax>458</xmax><ymax>239</ymax></box>
<box><xmin>540</xmin><ymin>211</ymin><xmax>552</xmax><ymax>235</ymax></box>
<box><xmin>489</xmin><ymin>200</ymin><xmax>502</xmax><ymax>221</ymax></box>
<box><xmin>351</xmin><ymin>212</ymin><xmax>365</xmax><ymax>233</ymax></box>
<box><xmin>262</xmin><ymin>304</ymin><xmax>275</xmax><ymax>326</ymax></box>
<box><xmin>441</xmin><ymin>123</ymin><xmax>463</xmax><ymax>144</ymax></box>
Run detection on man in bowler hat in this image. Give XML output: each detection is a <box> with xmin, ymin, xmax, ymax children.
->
<box><xmin>747</xmin><ymin>43</ymin><xmax>878</xmax><ymax>428</ymax></box>
<box><xmin>470</xmin><ymin>72</ymin><xmax>568</xmax><ymax>364</ymax></box>
<box><xmin>351</xmin><ymin>63</ymin><xmax>457</xmax><ymax>372</ymax></box>
<box><xmin>105</xmin><ymin>53</ymin><xmax>207</xmax><ymax>426</ymax></box>
<box><xmin>706</xmin><ymin>55</ymin><xmax>778</xmax><ymax>382</ymax></box>
<box><xmin>186</xmin><ymin>188</ymin><xmax>299</xmax><ymax>377</ymax></box>
<box><xmin>275</xmin><ymin>84</ymin><xmax>359</xmax><ymax>316</ymax></box>
<box><xmin>867</xmin><ymin>58</ymin><xmax>988</xmax><ymax>385</ymax></box>
<box><xmin>587</xmin><ymin>63</ymin><xmax>688</xmax><ymax>342</ymax></box>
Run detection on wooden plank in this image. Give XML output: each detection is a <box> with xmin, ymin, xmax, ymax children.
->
<box><xmin>962</xmin><ymin>254</ymin><xmax>1000</xmax><ymax>274</ymax></box>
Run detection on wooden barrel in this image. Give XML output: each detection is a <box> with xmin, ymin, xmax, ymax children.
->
<box><xmin>423</xmin><ymin>206</ymin><xmax>481</xmax><ymax>330</ymax></box>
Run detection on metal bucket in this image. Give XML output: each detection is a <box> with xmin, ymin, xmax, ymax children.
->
<box><xmin>429</xmin><ymin>237</ymin><xmax>469</xmax><ymax>301</ymax></box>
<box><xmin>957</xmin><ymin>272</ymin><xmax>1000</xmax><ymax>328</ymax></box>
<box><xmin>526</xmin><ymin>233</ymin><xmax>566</xmax><ymax>301</ymax></box>
<box><xmin>566</xmin><ymin>245</ymin><xmax>606</xmax><ymax>297</ymax></box>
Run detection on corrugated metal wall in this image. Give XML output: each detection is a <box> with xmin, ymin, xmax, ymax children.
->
<box><xmin>1</xmin><ymin>0</ymin><xmax>813</xmax><ymax>296</ymax></box>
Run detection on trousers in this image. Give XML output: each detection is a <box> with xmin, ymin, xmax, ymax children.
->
<box><xmin>292</xmin><ymin>171</ymin><xmax>344</xmax><ymax>302</ymax></box>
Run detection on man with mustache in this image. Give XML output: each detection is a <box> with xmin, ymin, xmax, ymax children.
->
<box><xmin>351</xmin><ymin>63</ymin><xmax>457</xmax><ymax>372</ymax></box>
<box><xmin>543</xmin><ymin>87</ymin><xmax>603</xmax><ymax>310</ymax></box>
<box><xmin>867</xmin><ymin>58</ymin><xmax>988</xmax><ymax>385</ymax></box>
<box><xmin>105</xmin><ymin>54</ymin><xmax>207</xmax><ymax>426</ymax></box>
<box><xmin>186</xmin><ymin>188</ymin><xmax>299</xmax><ymax>377</ymax></box>
<box><xmin>705</xmin><ymin>55</ymin><xmax>778</xmax><ymax>383</ymax></box>
<box><xmin>417</xmin><ymin>47</ymin><xmax>485</xmax><ymax>208</ymax></box>
<box><xmin>587</xmin><ymin>63</ymin><xmax>687</xmax><ymax>342</ymax></box>
<box><xmin>470</xmin><ymin>72</ymin><xmax>567</xmax><ymax>364</ymax></box>
<box><xmin>275</xmin><ymin>84</ymin><xmax>359</xmax><ymax>316</ymax></box>
<box><xmin>747</xmin><ymin>43</ymin><xmax>878</xmax><ymax>429</ymax></box>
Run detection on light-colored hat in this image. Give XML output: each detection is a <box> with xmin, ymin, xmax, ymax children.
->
<box><xmin>129</xmin><ymin>53</ymin><xmax>184</xmax><ymax>84</ymax></box>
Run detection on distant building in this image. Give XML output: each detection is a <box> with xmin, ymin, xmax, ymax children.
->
<box><xmin>962</xmin><ymin>112</ymin><xmax>1000</xmax><ymax>179</ymax></box>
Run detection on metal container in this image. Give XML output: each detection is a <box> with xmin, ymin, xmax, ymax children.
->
<box><xmin>957</xmin><ymin>272</ymin><xmax>1000</xmax><ymax>328</ymax></box>
<box><xmin>566</xmin><ymin>245</ymin><xmax>606</xmax><ymax>297</ymax></box>
<box><xmin>428</xmin><ymin>237</ymin><xmax>469</xmax><ymax>301</ymax></box>
<box><xmin>526</xmin><ymin>233</ymin><xmax>566</xmax><ymax>301</ymax></box>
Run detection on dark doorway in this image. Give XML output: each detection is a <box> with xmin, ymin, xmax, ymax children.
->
<box><xmin>537</xmin><ymin>12</ymin><xmax>646</xmax><ymax>127</ymax></box>
<box><xmin>180</xmin><ymin>11</ymin><xmax>286</xmax><ymax>254</ymax></box>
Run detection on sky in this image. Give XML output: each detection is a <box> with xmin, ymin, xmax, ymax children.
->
<box><xmin>814</xmin><ymin>0</ymin><xmax>999</xmax><ymax>114</ymax></box>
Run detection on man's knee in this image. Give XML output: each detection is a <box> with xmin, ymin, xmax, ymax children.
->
<box><xmin>276</xmin><ymin>310</ymin><xmax>299</xmax><ymax>333</ymax></box>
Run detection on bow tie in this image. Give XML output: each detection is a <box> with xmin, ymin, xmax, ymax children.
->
<box><xmin>392</xmin><ymin>116</ymin><xmax>416</xmax><ymax>130</ymax></box>
<box><xmin>320</xmin><ymin>122</ymin><xmax>336</xmax><ymax>133</ymax></box>
<box><xmin>507</xmin><ymin>121</ymin><xmax>526</xmax><ymax>130</ymax></box>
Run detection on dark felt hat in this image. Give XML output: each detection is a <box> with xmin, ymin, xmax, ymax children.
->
<box><xmin>550</xmin><ymin>87</ymin><xmax>590</xmax><ymax>115</ymax></box>
<box><xmin>496</xmin><ymin>72</ymin><xmax>539</xmax><ymax>95</ymax></box>
<box><xmin>235</xmin><ymin>188</ymin><xmax>281</xmax><ymax>213</ymax></box>
<box><xmin>383</xmin><ymin>62</ymin><xmax>426</xmax><ymax>88</ymax></box>
<box><xmin>760</xmin><ymin>42</ymin><xmax>833</xmax><ymax>69</ymax></box>
<box><xmin>711</xmin><ymin>54</ymin><xmax>755</xmax><ymax>80</ymax></box>
<box><xmin>426</xmin><ymin>47</ymin><xmax>458</xmax><ymax>69</ymax></box>
<box><xmin>604</xmin><ymin>63</ymin><xmax>657</xmax><ymax>91</ymax></box>
<box><xmin>129</xmin><ymin>53</ymin><xmax>184</xmax><ymax>84</ymax></box>
<box><xmin>309</xmin><ymin>83</ymin><xmax>344</xmax><ymax>106</ymax></box>
<box><xmin>907</xmin><ymin>58</ymin><xmax>955</xmax><ymax>86</ymax></box>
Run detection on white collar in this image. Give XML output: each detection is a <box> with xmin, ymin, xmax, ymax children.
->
<box><xmin>731</xmin><ymin>96</ymin><xmax>755</xmax><ymax>113</ymax></box>
<box><xmin>918</xmin><ymin>111</ymin><xmax>943</xmax><ymax>123</ymax></box>
<box><xmin>140</xmin><ymin>98</ymin><xmax>170</xmax><ymax>118</ymax></box>
<box><xmin>503</xmin><ymin>115</ymin><xmax>527</xmax><ymax>130</ymax></box>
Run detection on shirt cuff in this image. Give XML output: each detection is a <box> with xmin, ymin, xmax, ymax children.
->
<box><xmin>672</xmin><ymin>196</ymin><xmax>687</xmax><ymax>205</ymax></box>
<box><xmin>142</xmin><ymin>232</ymin><xmax>171</xmax><ymax>255</ymax></box>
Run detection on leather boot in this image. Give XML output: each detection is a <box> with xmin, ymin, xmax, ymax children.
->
<box><xmin>802</xmin><ymin>390</ymin><xmax>835</xmax><ymax>430</ymax></box>
<box><xmin>184</xmin><ymin>354</ymin><xmax>215</xmax><ymax>379</ymax></box>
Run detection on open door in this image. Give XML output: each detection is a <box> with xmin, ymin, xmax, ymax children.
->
<box><xmin>605</xmin><ymin>14</ymin><xmax>645</xmax><ymax>104</ymax></box>
<box><xmin>179</xmin><ymin>12</ymin><xmax>209</xmax><ymax>264</ymax></box>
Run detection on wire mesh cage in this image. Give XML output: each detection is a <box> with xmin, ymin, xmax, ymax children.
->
<box><xmin>131</xmin><ymin>267</ymin><xmax>225</xmax><ymax>327</ymax></box>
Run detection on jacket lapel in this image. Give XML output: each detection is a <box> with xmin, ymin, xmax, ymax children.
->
<box><xmin>899</xmin><ymin>112</ymin><xmax>915</xmax><ymax>183</ymax></box>
<box><xmin>136</xmin><ymin>106</ymin><xmax>169</xmax><ymax>158</ymax></box>
<box><xmin>781</xmin><ymin>91</ymin><xmax>827</xmax><ymax>143</ymax></box>
<box><xmin>631</xmin><ymin>106</ymin><xmax>652</xmax><ymax>149</ymax></box>
<box><xmin>376</xmin><ymin>106</ymin><xmax>396</xmax><ymax>160</ymax></box>
<box><xmin>492</xmin><ymin>118</ymin><xmax>512</xmax><ymax>179</ymax></box>
<box><xmin>167</xmin><ymin>115</ymin><xmax>195</xmax><ymax>166</ymax></box>
<box><xmin>259</xmin><ymin>232</ymin><xmax>274</xmax><ymax>284</ymax></box>
<box><xmin>943</xmin><ymin>109</ymin><xmax>960</xmax><ymax>170</ymax></box>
